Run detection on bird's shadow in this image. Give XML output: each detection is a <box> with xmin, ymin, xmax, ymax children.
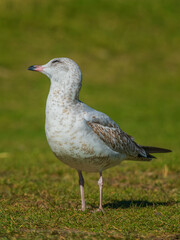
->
<box><xmin>103</xmin><ymin>200</ymin><xmax>178</xmax><ymax>209</ymax></box>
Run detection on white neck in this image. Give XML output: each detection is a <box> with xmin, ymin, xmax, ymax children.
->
<box><xmin>48</xmin><ymin>74</ymin><xmax>82</xmax><ymax>104</ymax></box>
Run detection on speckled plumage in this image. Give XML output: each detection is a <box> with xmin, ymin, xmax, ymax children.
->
<box><xmin>42</xmin><ymin>58</ymin><xmax>149</xmax><ymax>172</ymax></box>
<box><xmin>28</xmin><ymin>57</ymin><xmax>171</xmax><ymax>211</ymax></box>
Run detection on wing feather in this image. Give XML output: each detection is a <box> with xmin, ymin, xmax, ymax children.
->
<box><xmin>86</xmin><ymin>117</ymin><xmax>147</xmax><ymax>159</ymax></box>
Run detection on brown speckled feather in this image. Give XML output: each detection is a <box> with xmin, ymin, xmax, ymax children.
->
<box><xmin>87</xmin><ymin>119</ymin><xmax>147</xmax><ymax>160</ymax></box>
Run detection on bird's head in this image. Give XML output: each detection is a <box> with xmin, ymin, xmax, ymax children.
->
<box><xmin>28</xmin><ymin>57</ymin><xmax>82</xmax><ymax>99</ymax></box>
<box><xmin>28</xmin><ymin>57</ymin><xmax>82</xmax><ymax>84</ymax></box>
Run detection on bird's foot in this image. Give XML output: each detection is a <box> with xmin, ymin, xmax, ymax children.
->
<box><xmin>78</xmin><ymin>208</ymin><xmax>85</xmax><ymax>211</ymax></box>
<box><xmin>96</xmin><ymin>207</ymin><xmax>105</xmax><ymax>214</ymax></box>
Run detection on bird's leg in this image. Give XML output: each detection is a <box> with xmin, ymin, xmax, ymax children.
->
<box><xmin>78</xmin><ymin>170</ymin><xmax>85</xmax><ymax>211</ymax></box>
<box><xmin>98</xmin><ymin>171</ymin><xmax>104</xmax><ymax>212</ymax></box>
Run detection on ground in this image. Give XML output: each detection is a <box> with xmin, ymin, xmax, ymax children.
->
<box><xmin>0</xmin><ymin>0</ymin><xmax>179</xmax><ymax>239</ymax></box>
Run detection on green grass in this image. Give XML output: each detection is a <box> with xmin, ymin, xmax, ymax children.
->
<box><xmin>0</xmin><ymin>0</ymin><xmax>180</xmax><ymax>239</ymax></box>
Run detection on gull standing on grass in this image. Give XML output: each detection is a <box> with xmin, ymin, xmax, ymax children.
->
<box><xmin>28</xmin><ymin>58</ymin><xmax>171</xmax><ymax>212</ymax></box>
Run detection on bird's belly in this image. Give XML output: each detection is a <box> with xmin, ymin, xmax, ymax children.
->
<box><xmin>57</xmin><ymin>155</ymin><xmax>122</xmax><ymax>172</ymax></box>
<box><xmin>45</xmin><ymin>120</ymin><xmax>123</xmax><ymax>172</ymax></box>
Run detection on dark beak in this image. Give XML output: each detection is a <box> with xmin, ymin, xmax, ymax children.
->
<box><xmin>28</xmin><ymin>65</ymin><xmax>36</xmax><ymax>71</ymax></box>
<box><xmin>27</xmin><ymin>65</ymin><xmax>44</xmax><ymax>72</ymax></box>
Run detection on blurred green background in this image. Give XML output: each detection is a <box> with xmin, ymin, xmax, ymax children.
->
<box><xmin>0</xmin><ymin>0</ymin><xmax>179</xmax><ymax>239</ymax></box>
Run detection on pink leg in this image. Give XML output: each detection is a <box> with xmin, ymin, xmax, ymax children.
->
<box><xmin>98</xmin><ymin>171</ymin><xmax>104</xmax><ymax>212</ymax></box>
<box><xmin>78</xmin><ymin>170</ymin><xmax>85</xmax><ymax>211</ymax></box>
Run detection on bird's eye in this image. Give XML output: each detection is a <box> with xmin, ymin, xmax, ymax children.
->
<box><xmin>52</xmin><ymin>59</ymin><xmax>60</xmax><ymax>64</ymax></box>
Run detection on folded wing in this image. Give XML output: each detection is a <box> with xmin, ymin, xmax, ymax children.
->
<box><xmin>86</xmin><ymin>117</ymin><xmax>150</xmax><ymax>160</ymax></box>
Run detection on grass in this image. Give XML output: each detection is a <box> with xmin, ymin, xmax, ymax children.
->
<box><xmin>0</xmin><ymin>0</ymin><xmax>180</xmax><ymax>239</ymax></box>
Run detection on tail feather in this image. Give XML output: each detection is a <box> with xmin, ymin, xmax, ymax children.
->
<box><xmin>142</xmin><ymin>146</ymin><xmax>172</xmax><ymax>154</ymax></box>
<box><xmin>146</xmin><ymin>153</ymin><xmax>156</xmax><ymax>159</ymax></box>
<box><xmin>128</xmin><ymin>146</ymin><xmax>171</xmax><ymax>161</ymax></box>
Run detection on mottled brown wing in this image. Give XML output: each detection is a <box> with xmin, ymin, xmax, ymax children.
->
<box><xmin>87</xmin><ymin>120</ymin><xmax>146</xmax><ymax>158</ymax></box>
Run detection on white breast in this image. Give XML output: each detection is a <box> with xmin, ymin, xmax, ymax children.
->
<box><xmin>45</xmin><ymin>91</ymin><xmax>123</xmax><ymax>172</ymax></box>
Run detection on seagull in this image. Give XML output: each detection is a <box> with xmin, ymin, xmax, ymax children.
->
<box><xmin>28</xmin><ymin>58</ymin><xmax>171</xmax><ymax>211</ymax></box>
